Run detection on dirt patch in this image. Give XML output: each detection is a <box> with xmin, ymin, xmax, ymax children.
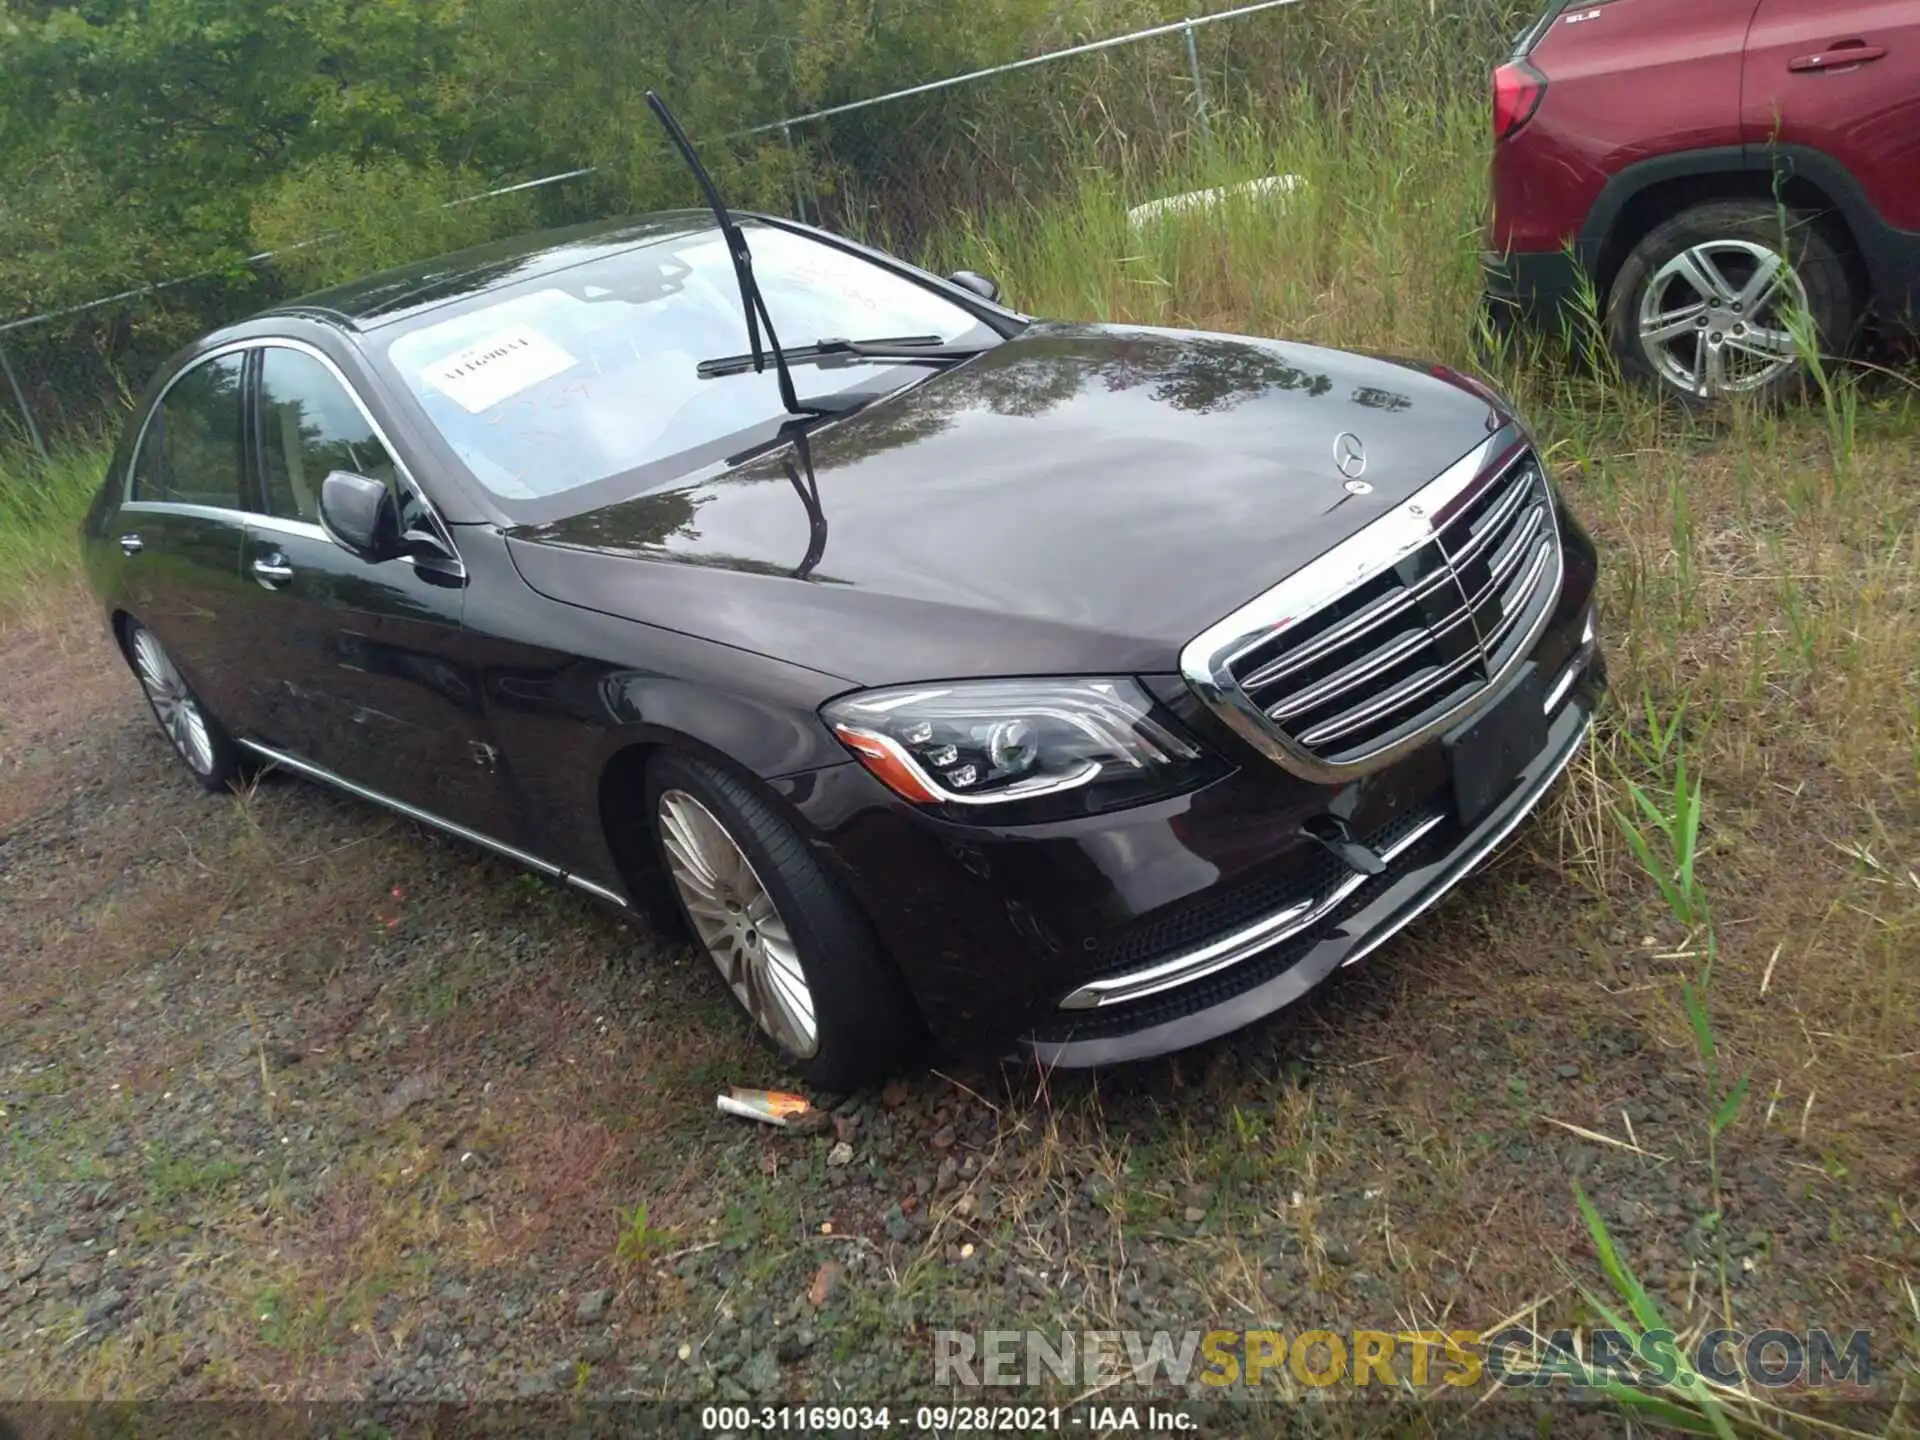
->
<box><xmin>0</xmin><ymin>611</ymin><xmax>125</xmax><ymax>836</ymax></box>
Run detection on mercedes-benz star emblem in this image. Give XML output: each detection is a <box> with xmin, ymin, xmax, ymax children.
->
<box><xmin>1333</xmin><ymin>431</ymin><xmax>1370</xmax><ymax>492</ymax></box>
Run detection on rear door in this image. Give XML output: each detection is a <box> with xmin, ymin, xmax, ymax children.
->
<box><xmin>117</xmin><ymin>350</ymin><xmax>253</xmax><ymax>725</ymax></box>
<box><xmin>236</xmin><ymin>340</ymin><xmax>528</xmax><ymax>846</ymax></box>
<box><xmin>1742</xmin><ymin>0</ymin><xmax>1920</xmax><ymax>227</ymax></box>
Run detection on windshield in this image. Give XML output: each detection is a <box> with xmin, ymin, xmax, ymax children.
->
<box><xmin>382</xmin><ymin>223</ymin><xmax>993</xmax><ymax>509</ymax></box>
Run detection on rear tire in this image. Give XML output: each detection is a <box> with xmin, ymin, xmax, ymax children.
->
<box><xmin>645</xmin><ymin>750</ymin><xmax>921</xmax><ymax>1091</ymax></box>
<box><xmin>126</xmin><ymin>621</ymin><xmax>246</xmax><ymax>793</ymax></box>
<box><xmin>1605</xmin><ymin>199</ymin><xmax>1856</xmax><ymax>407</ymax></box>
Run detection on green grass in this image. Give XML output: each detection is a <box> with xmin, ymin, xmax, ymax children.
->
<box><xmin>145</xmin><ymin>1147</ymin><xmax>245</xmax><ymax>1205</ymax></box>
<box><xmin>0</xmin><ymin>437</ymin><xmax>112</xmax><ymax>622</ymax></box>
<box><xmin>614</xmin><ymin>1198</ymin><xmax>667</xmax><ymax>1266</ymax></box>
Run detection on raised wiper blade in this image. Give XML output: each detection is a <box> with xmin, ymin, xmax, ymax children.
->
<box><xmin>697</xmin><ymin>335</ymin><xmax>982</xmax><ymax>380</ymax></box>
<box><xmin>646</xmin><ymin>90</ymin><xmax>860</xmax><ymax>418</ymax></box>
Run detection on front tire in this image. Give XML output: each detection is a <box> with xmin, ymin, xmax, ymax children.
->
<box><xmin>126</xmin><ymin>622</ymin><xmax>245</xmax><ymax>793</ymax></box>
<box><xmin>1605</xmin><ymin>199</ymin><xmax>1856</xmax><ymax>407</ymax></box>
<box><xmin>646</xmin><ymin>751</ymin><xmax>921</xmax><ymax>1091</ymax></box>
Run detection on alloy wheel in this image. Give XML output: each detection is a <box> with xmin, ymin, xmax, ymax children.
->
<box><xmin>1636</xmin><ymin>239</ymin><xmax>1808</xmax><ymax>398</ymax></box>
<box><xmin>657</xmin><ymin>788</ymin><xmax>819</xmax><ymax>1058</ymax></box>
<box><xmin>131</xmin><ymin>627</ymin><xmax>216</xmax><ymax>776</ymax></box>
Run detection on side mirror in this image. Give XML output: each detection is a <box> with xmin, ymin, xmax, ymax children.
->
<box><xmin>320</xmin><ymin>470</ymin><xmax>401</xmax><ymax>562</ymax></box>
<box><xmin>946</xmin><ymin>269</ymin><xmax>1000</xmax><ymax>303</ymax></box>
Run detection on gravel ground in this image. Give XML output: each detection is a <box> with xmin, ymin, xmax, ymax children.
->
<box><xmin>1</xmin><ymin>615</ymin><xmax>1914</xmax><ymax>1429</ymax></box>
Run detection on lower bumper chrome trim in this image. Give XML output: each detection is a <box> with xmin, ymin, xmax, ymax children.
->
<box><xmin>1060</xmin><ymin>810</ymin><xmax>1448</xmax><ymax>1010</ymax></box>
<box><xmin>235</xmin><ymin>738</ymin><xmax>627</xmax><ymax>907</ymax></box>
<box><xmin>1339</xmin><ymin>711</ymin><xmax>1589</xmax><ymax>970</ymax></box>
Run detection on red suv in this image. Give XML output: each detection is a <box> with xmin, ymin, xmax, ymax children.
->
<box><xmin>1485</xmin><ymin>0</ymin><xmax>1920</xmax><ymax>403</ymax></box>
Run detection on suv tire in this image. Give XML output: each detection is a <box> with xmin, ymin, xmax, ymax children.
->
<box><xmin>1606</xmin><ymin>200</ymin><xmax>1856</xmax><ymax>407</ymax></box>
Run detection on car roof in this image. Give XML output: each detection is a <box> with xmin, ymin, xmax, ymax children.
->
<box><xmin>259</xmin><ymin>211</ymin><xmax>721</xmax><ymax>332</ymax></box>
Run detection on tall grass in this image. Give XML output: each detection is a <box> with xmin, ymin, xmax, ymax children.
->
<box><xmin>6</xmin><ymin>0</ymin><xmax>1537</xmax><ymax>437</ymax></box>
<box><xmin>926</xmin><ymin>92</ymin><xmax>1490</xmax><ymax>366</ymax></box>
<box><xmin>0</xmin><ymin>439</ymin><xmax>112</xmax><ymax>626</ymax></box>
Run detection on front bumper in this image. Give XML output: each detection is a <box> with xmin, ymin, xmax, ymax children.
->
<box><xmin>783</xmin><ymin>519</ymin><xmax>1603</xmax><ymax>1066</ymax></box>
<box><xmin>1031</xmin><ymin>676</ymin><xmax>1595</xmax><ymax>1065</ymax></box>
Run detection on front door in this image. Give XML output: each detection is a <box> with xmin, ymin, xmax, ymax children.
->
<box><xmin>1743</xmin><ymin>0</ymin><xmax>1920</xmax><ymax>231</ymax></box>
<box><xmin>235</xmin><ymin>341</ymin><xmax>527</xmax><ymax>848</ymax></box>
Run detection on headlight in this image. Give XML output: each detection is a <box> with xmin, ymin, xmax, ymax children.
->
<box><xmin>823</xmin><ymin>677</ymin><xmax>1219</xmax><ymax>813</ymax></box>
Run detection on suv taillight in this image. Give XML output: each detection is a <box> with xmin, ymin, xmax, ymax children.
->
<box><xmin>1493</xmin><ymin>59</ymin><xmax>1547</xmax><ymax>140</ymax></box>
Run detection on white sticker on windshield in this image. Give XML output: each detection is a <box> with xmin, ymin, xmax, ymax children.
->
<box><xmin>422</xmin><ymin>324</ymin><xmax>578</xmax><ymax>413</ymax></box>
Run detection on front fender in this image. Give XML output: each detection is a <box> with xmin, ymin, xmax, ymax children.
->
<box><xmin>468</xmin><ymin>570</ymin><xmax>856</xmax><ymax>892</ymax></box>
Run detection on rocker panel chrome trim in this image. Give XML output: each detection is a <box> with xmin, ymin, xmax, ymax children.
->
<box><xmin>236</xmin><ymin>738</ymin><xmax>627</xmax><ymax>907</ymax></box>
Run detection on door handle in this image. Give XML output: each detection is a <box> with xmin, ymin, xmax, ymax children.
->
<box><xmin>251</xmin><ymin>553</ymin><xmax>295</xmax><ymax>589</ymax></box>
<box><xmin>119</xmin><ymin>534</ymin><xmax>143</xmax><ymax>556</ymax></box>
<box><xmin>1789</xmin><ymin>42</ymin><xmax>1886</xmax><ymax>71</ymax></box>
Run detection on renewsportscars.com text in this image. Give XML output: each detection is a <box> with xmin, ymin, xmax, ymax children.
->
<box><xmin>933</xmin><ymin>1327</ymin><xmax>1873</xmax><ymax>1391</ymax></box>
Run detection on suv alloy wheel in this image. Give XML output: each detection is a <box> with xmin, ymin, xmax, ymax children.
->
<box><xmin>1606</xmin><ymin>201</ymin><xmax>1857</xmax><ymax>406</ymax></box>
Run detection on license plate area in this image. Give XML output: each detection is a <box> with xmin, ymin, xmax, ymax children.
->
<box><xmin>1444</xmin><ymin>663</ymin><xmax>1548</xmax><ymax>828</ymax></box>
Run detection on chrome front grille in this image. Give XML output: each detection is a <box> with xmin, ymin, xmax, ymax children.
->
<box><xmin>1180</xmin><ymin>431</ymin><xmax>1565</xmax><ymax>782</ymax></box>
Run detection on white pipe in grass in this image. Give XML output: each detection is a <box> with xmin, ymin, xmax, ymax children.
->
<box><xmin>1126</xmin><ymin>173</ymin><xmax>1305</xmax><ymax>229</ymax></box>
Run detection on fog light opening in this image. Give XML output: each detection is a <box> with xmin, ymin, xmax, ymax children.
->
<box><xmin>1544</xmin><ymin>606</ymin><xmax>1599</xmax><ymax>715</ymax></box>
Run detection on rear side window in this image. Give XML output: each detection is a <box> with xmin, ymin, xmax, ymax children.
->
<box><xmin>256</xmin><ymin>346</ymin><xmax>398</xmax><ymax>522</ymax></box>
<box><xmin>1513</xmin><ymin>1</ymin><xmax>1570</xmax><ymax>57</ymax></box>
<box><xmin>129</xmin><ymin>353</ymin><xmax>246</xmax><ymax>508</ymax></box>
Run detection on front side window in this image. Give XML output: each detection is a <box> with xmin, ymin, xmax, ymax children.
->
<box><xmin>382</xmin><ymin>223</ymin><xmax>990</xmax><ymax>515</ymax></box>
<box><xmin>257</xmin><ymin>347</ymin><xmax>399</xmax><ymax>522</ymax></box>
<box><xmin>130</xmin><ymin>353</ymin><xmax>246</xmax><ymax>508</ymax></box>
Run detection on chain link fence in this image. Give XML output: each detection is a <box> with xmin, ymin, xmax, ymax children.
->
<box><xmin>0</xmin><ymin>165</ymin><xmax>605</xmax><ymax>456</ymax></box>
<box><xmin>1</xmin><ymin>0</ymin><xmax>1531</xmax><ymax>451</ymax></box>
<box><xmin>737</xmin><ymin>0</ymin><xmax>1301</xmax><ymax>244</ymax></box>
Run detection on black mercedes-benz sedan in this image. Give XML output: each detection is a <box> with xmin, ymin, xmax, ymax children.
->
<box><xmin>83</xmin><ymin>211</ymin><xmax>1604</xmax><ymax>1089</ymax></box>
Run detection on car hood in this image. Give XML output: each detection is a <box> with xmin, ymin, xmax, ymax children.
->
<box><xmin>505</xmin><ymin>322</ymin><xmax>1506</xmax><ymax>685</ymax></box>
